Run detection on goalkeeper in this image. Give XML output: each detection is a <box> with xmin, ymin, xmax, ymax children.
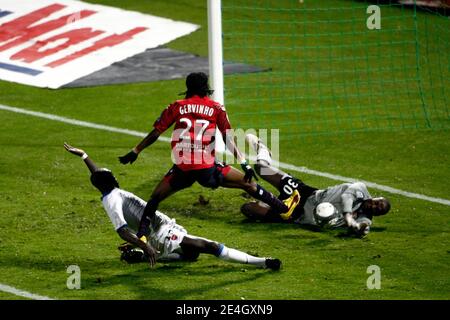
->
<box><xmin>64</xmin><ymin>143</ymin><xmax>281</xmax><ymax>270</ymax></box>
<box><xmin>240</xmin><ymin>134</ymin><xmax>391</xmax><ymax>237</ymax></box>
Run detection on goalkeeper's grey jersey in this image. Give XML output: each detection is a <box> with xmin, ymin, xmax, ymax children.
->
<box><xmin>297</xmin><ymin>182</ymin><xmax>372</xmax><ymax>227</ymax></box>
<box><xmin>101</xmin><ymin>188</ymin><xmax>176</xmax><ymax>235</ymax></box>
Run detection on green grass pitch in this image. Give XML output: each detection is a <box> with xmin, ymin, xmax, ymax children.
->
<box><xmin>0</xmin><ymin>0</ymin><xmax>448</xmax><ymax>300</ymax></box>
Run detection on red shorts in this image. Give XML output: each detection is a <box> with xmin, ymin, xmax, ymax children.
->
<box><xmin>164</xmin><ymin>162</ymin><xmax>231</xmax><ymax>191</ymax></box>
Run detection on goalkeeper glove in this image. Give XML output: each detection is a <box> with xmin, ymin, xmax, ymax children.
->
<box><xmin>353</xmin><ymin>218</ymin><xmax>372</xmax><ymax>238</ymax></box>
<box><xmin>119</xmin><ymin>149</ymin><xmax>138</xmax><ymax>164</ymax></box>
<box><xmin>241</xmin><ymin>160</ymin><xmax>258</xmax><ymax>183</ymax></box>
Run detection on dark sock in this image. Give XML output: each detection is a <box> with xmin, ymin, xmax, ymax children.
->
<box><xmin>137</xmin><ymin>198</ymin><xmax>159</xmax><ymax>238</ymax></box>
<box><xmin>250</xmin><ymin>185</ymin><xmax>288</xmax><ymax>213</ymax></box>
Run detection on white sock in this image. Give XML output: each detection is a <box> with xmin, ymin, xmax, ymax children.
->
<box><xmin>218</xmin><ymin>245</ymin><xmax>266</xmax><ymax>268</ymax></box>
<box><xmin>257</xmin><ymin>145</ymin><xmax>272</xmax><ymax>165</ymax></box>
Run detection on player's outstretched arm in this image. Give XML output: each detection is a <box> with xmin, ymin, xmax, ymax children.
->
<box><xmin>118</xmin><ymin>129</ymin><xmax>161</xmax><ymax>165</ymax></box>
<box><xmin>341</xmin><ymin>192</ymin><xmax>357</xmax><ymax>226</ymax></box>
<box><xmin>117</xmin><ymin>226</ymin><xmax>158</xmax><ymax>267</ymax></box>
<box><xmin>64</xmin><ymin>142</ymin><xmax>98</xmax><ymax>173</ymax></box>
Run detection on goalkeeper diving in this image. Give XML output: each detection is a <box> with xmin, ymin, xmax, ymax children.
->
<box><xmin>240</xmin><ymin>134</ymin><xmax>391</xmax><ymax>237</ymax></box>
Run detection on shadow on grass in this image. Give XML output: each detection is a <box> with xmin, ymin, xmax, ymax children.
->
<box><xmin>97</xmin><ymin>263</ymin><xmax>271</xmax><ymax>299</ymax></box>
<box><xmin>335</xmin><ymin>226</ymin><xmax>387</xmax><ymax>239</ymax></box>
<box><xmin>0</xmin><ymin>253</ymin><xmax>272</xmax><ymax>299</ymax></box>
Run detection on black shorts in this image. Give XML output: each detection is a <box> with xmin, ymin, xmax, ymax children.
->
<box><xmin>278</xmin><ymin>175</ymin><xmax>318</xmax><ymax>221</ymax></box>
<box><xmin>163</xmin><ymin>162</ymin><xmax>231</xmax><ymax>191</ymax></box>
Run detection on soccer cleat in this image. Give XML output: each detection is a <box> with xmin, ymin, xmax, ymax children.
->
<box><xmin>245</xmin><ymin>133</ymin><xmax>272</xmax><ymax>165</ymax></box>
<box><xmin>121</xmin><ymin>248</ymin><xmax>146</xmax><ymax>264</ymax></box>
<box><xmin>279</xmin><ymin>190</ymin><xmax>301</xmax><ymax>220</ymax></box>
<box><xmin>265</xmin><ymin>258</ymin><xmax>282</xmax><ymax>271</ymax></box>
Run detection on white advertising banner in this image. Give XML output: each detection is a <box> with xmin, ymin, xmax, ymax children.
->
<box><xmin>0</xmin><ymin>0</ymin><xmax>199</xmax><ymax>88</ymax></box>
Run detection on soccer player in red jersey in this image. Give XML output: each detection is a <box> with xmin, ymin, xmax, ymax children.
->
<box><xmin>119</xmin><ymin>72</ymin><xmax>298</xmax><ymax>237</ymax></box>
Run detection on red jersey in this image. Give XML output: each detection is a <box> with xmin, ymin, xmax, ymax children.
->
<box><xmin>153</xmin><ymin>95</ymin><xmax>232</xmax><ymax>171</ymax></box>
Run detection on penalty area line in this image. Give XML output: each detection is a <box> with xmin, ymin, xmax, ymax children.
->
<box><xmin>1</xmin><ymin>104</ymin><xmax>449</xmax><ymax>207</ymax></box>
<box><xmin>0</xmin><ymin>283</ymin><xmax>55</xmax><ymax>300</ymax></box>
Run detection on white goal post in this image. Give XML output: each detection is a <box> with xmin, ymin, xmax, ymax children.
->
<box><xmin>208</xmin><ymin>0</ymin><xmax>226</xmax><ymax>153</ymax></box>
<box><xmin>207</xmin><ymin>0</ymin><xmax>224</xmax><ymax>105</ymax></box>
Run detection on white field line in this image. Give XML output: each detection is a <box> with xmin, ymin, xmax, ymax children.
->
<box><xmin>270</xmin><ymin>160</ymin><xmax>450</xmax><ymax>206</ymax></box>
<box><xmin>0</xmin><ymin>283</ymin><xmax>54</xmax><ymax>300</ymax></box>
<box><xmin>1</xmin><ymin>103</ymin><xmax>449</xmax><ymax>207</ymax></box>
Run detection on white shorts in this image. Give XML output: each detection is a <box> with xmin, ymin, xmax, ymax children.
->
<box><xmin>150</xmin><ymin>222</ymin><xmax>187</xmax><ymax>260</ymax></box>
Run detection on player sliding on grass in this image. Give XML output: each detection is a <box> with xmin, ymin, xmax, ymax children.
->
<box><xmin>118</xmin><ymin>72</ymin><xmax>299</xmax><ymax>238</ymax></box>
<box><xmin>64</xmin><ymin>143</ymin><xmax>281</xmax><ymax>270</ymax></box>
<box><xmin>240</xmin><ymin>134</ymin><xmax>391</xmax><ymax>237</ymax></box>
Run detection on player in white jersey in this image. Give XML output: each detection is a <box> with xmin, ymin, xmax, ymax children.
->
<box><xmin>64</xmin><ymin>143</ymin><xmax>281</xmax><ymax>270</ymax></box>
<box><xmin>240</xmin><ymin>135</ymin><xmax>391</xmax><ymax>237</ymax></box>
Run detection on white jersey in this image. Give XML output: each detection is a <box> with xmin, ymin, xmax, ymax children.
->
<box><xmin>101</xmin><ymin>188</ymin><xmax>187</xmax><ymax>259</ymax></box>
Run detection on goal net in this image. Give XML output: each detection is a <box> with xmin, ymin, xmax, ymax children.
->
<box><xmin>219</xmin><ymin>0</ymin><xmax>449</xmax><ymax>138</ymax></box>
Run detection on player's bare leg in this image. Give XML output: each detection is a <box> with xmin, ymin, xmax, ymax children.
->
<box><xmin>137</xmin><ymin>177</ymin><xmax>182</xmax><ymax>237</ymax></box>
<box><xmin>240</xmin><ymin>201</ymin><xmax>286</xmax><ymax>222</ymax></box>
<box><xmin>221</xmin><ymin>166</ymin><xmax>257</xmax><ymax>191</ymax></box>
<box><xmin>180</xmin><ymin>235</ymin><xmax>281</xmax><ymax>270</ymax></box>
<box><xmin>240</xmin><ymin>201</ymin><xmax>270</xmax><ymax>220</ymax></box>
<box><xmin>221</xmin><ymin>167</ymin><xmax>289</xmax><ymax>214</ymax></box>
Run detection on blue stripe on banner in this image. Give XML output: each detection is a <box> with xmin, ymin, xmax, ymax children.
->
<box><xmin>0</xmin><ymin>10</ymin><xmax>12</xmax><ymax>19</ymax></box>
<box><xmin>0</xmin><ymin>62</ymin><xmax>43</xmax><ymax>76</ymax></box>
